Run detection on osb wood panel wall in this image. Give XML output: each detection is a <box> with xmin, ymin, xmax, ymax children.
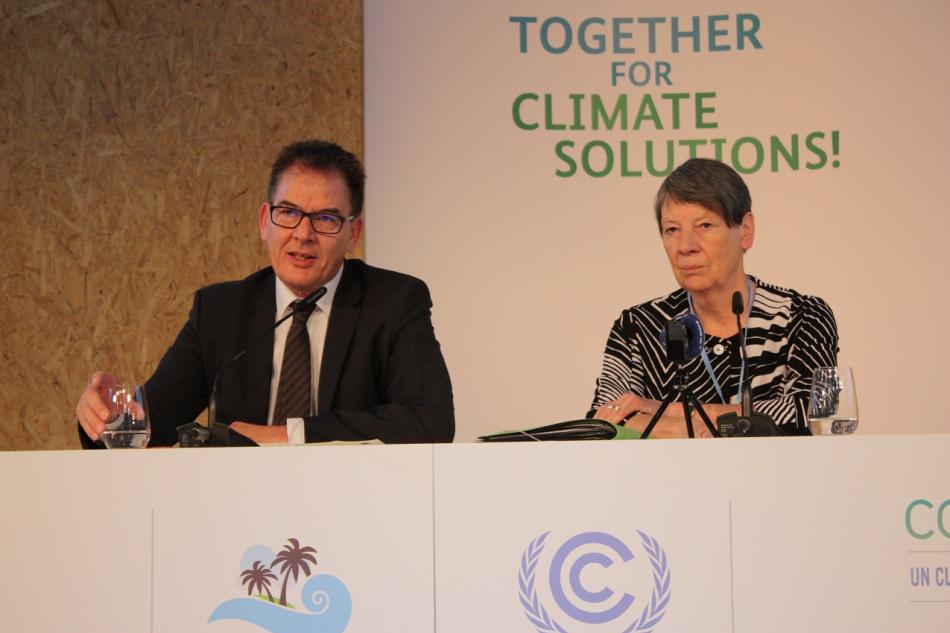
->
<box><xmin>0</xmin><ymin>0</ymin><xmax>364</xmax><ymax>450</ymax></box>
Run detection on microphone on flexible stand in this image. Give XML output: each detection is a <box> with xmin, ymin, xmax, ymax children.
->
<box><xmin>732</xmin><ymin>291</ymin><xmax>753</xmax><ymax>418</ymax></box>
<box><xmin>177</xmin><ymin>286</ymin><xmax>327</xmax><ymax>447</ymax></box>
<box><xmin>716</xmin><ymin>290</ymin><xmax>779</xmax><ymax>437</ymax></box>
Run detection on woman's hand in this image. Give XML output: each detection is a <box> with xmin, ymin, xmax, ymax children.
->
<box><xmin>594</xmin><ymin>392</ymin><xmax>661</xmax><ymax>424</ymax></box>
<box><xmin>594</xmin><ymin>392</ymin><xmax>734</xmax><ymax>438</ymax></box>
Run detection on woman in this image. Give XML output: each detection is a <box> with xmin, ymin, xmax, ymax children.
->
<box><xmin>590</xmin><ymin>158</ymin><xmax>839</xmax><ymax>437</ymax></box>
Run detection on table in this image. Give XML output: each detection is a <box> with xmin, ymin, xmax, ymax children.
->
<box><xmin>2</xmin><ymin>435</ymin><xmax>947</xmax><ymax>632</ymax></box>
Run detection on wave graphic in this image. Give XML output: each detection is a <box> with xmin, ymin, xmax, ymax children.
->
<box><xmin>208</xmin><ymin>574</ymin><xmax>351</xmax><ymax>633</ymax></box>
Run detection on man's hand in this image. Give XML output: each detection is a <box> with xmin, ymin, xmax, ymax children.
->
<box><xmin>229</xmin><ymin>422</ymin><xmax>289</xmax><ymax>444</ymax></box>
<box><xmin>76</xmin><ymin>371</ymin><xmax>120</xmax><ymax>441</ymax></box>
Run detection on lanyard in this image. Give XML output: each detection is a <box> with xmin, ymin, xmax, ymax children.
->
<box><xmin>687</xmin><ymin>277</ymin><xmax>755</xmax><ymax>405</ymax></box>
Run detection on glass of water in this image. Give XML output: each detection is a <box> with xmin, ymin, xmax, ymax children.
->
<box><xmin>101</xmin><ymin>383</ymin><xmax>151</xmax><ymax>448</ymax></box>
<box><xmin>808</xmin><ymin>367</ymin><xmax>858</xmax><ymax>435</ymax></box>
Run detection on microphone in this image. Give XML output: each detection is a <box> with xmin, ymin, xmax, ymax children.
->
<box><xmin>717</xmin><ymin>289</ymin><xmax>779</xmax><ymax>437</ymax></box>
<box><xmin>294</xmin><ymin>286</ymin><xmax>328</xmax><ymax>312</ymax></box>
<box><xmin>732</xmin><ymin>291</ymin><xmax>752</xmax><ymax>417</ymax></box>
<box><xmin>643</xmin><ymin>313</ymin><xmax>719</xmax><ymax>439</ymax></box>
<box><xmin>197</xmin><ymin>286</ymin><xmax>327</xmax><ymax>445</ymax></box>
<box><xmin>731</xmin><ymin>290</ymin><xmax>744</xmax><ymax>317</ymax></box>
<box><xmin>659</xmin><ymin>313</ymin><xmax>704</xmax><ymax>362</ymax></box>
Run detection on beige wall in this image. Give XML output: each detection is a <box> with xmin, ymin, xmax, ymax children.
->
<box><xmin>0</xmin><ymin>1</ymin><xmax>363</xmax><ymax>449</ymax></box>
<box><xmin>365</xmin><ymin>0</ymin><xmax>950</xmax><ymax>440</ymax></box>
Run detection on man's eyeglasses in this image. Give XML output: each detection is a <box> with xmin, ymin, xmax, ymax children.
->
<box><xmin>268</xmin><ymin>204</ymin><xmax>356</xmax><ymax>235</ymax></box>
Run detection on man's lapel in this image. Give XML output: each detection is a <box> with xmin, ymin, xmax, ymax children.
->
<box><xmin>240</xmin><ymin>271</ymin><xmax>277</xmax><ymax>423</ymax></box>
<box><xmin>318</xmin><ymin>260</ymin><xmax>362</xmax><ymax>414</ymax></box>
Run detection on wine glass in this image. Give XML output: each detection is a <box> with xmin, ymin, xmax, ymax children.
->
<box><xmin>808</xmin><ymin>367</ymin><xmax>859</xmax><ymax>435</ymax></box>
<box><xmin>101</xmin><ymin>383</ymin><xmax>151</xmax><ymax>448</ymax></box>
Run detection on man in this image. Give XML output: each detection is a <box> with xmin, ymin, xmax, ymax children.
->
<box><xmin>76</xmin><ymin>140</ymin><xmax>454</xmax><ymax>446</ymax></box>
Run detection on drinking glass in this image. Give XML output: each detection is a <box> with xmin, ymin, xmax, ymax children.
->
<box><xmin>808</xmin><ymin>367</ymin><xmax>858</xmax><ymax>435</ymax></box>
<box><xmin>101</xmin><ymin>383</ymin><xmax>151</xmax><ymax>448</ymax></box>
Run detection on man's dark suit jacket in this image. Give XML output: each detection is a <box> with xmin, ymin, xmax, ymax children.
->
<box><xmin>80</xmin><ymin>259</ymin><xmax>454</xmax><ymax>447</ymax></box>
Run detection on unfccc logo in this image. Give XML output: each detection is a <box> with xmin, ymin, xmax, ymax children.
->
<box><xmin>906</xmin><ymin>499</ymin><xmax>950</xmax><ymax>539</ymax></box>
<box><xmin>518</xmin><ymin>530</ymin><xmax>671</xmax><ymax>632</ymax></box>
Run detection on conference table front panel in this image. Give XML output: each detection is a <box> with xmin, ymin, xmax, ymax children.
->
<box><xmin>2</xmin><ymin>435</ymin><xmax>948</xmax><ymax>632</ymax></box>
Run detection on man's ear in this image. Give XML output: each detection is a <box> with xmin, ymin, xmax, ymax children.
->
<box><xmin>259</xmin><ymin>203</ymin><xmax>271</xmax><ymax>241</ymax></box>
<box><xmin>346</xmin><ymin>217</ymin><xmax>364</xmax><ymax>253</ymax></box>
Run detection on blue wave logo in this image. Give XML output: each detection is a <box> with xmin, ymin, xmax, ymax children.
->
<box><xmin>518</xmin><ymin>530</ymin><xmax>671</xmax><ymax>633</ymax></box>
<box><xmin>209</xmin><ymin>538</ymin><xmax>352</xmax><ymax>633</ymax></box>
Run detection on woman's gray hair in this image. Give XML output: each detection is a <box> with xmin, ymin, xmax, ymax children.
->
<box><xmin>654</xmin><ymin>158</ymin><xmax>751</xmax><ymax>229</ymax></box>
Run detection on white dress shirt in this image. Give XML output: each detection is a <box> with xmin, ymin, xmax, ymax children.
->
<box><xmin>267</xmin><ymin>265</ymin><xmax>343</xmax><ymax>444</ymax></box>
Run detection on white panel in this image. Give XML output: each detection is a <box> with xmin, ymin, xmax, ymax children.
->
<box><xmin>0</xmin><ymin>450</ymin><xmax>153</xmax><ymax>633</ymax></box>
<box><xmin>0</xmin><ymin>446</ymin><xmax>435</xmax><ymax>633</ymax></box>
<box><xmin>434</xmin><ymin>436</ymin><xmax>950</xmax><ymax>632</ymax></box>
<box><xmin>152</xmin><ymin>445</ymin><xmax>435</xmax><ymax>632</ymax></box>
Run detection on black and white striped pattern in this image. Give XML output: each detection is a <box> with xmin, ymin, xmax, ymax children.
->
<box><xmin>588</xmin><ymin>278</ymin><xmax>839</xmax><ymax>430</ymax></box>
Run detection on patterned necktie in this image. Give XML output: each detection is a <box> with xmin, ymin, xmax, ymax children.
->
<box><xmin>272</xmin><ymin>300</ymin><xmax>317</xmax><ymax>425</ymax></box>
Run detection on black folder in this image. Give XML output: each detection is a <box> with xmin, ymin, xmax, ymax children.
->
<box><xmin>478</xmin><ymin>419</ymin><xmax>640</xmax><ymax>442</ymax></box>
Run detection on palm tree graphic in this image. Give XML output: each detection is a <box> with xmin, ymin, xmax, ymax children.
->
<box><xmin>271</xmin><ymin>537</ymin><xmax>318</xmax><ymax>607</ymax></box>
<box><xmin>240</xmin><ymin>560</ymin><xmax>278</xmax><ymax>603</ymax></box>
